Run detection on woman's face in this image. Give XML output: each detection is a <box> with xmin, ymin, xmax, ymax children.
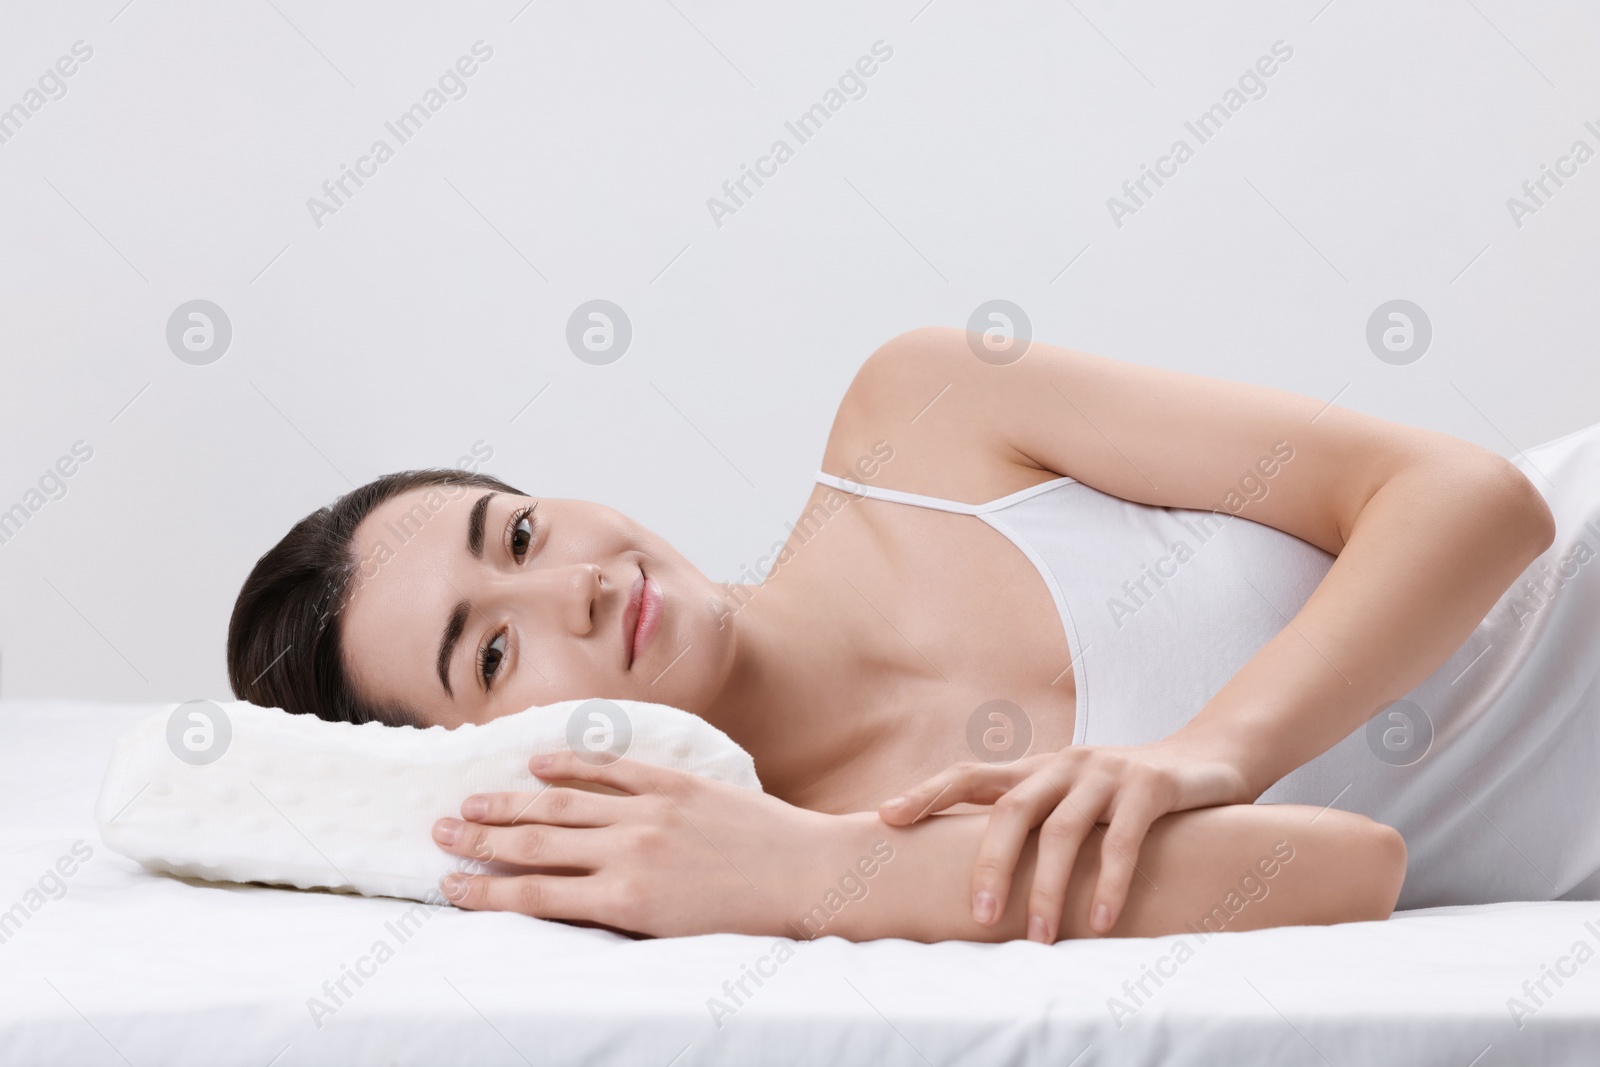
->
<box><xmin>339</xmin><ymin>484</ymin><xmax>736</xmax><ymax>729</ymax></box>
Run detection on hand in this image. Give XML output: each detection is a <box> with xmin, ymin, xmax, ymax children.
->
<box><xmin>877</xmin><ymin>741</ymin><xmax>1252</xmax><ymax>941</ymax></box>
<box><xmin>431</xmin><ymin>750</ymin><xmax>834</xmax><ymax>938</ymax></box>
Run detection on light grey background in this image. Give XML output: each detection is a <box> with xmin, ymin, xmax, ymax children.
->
<box><xmin>1</xmin><ymin>0</ymin><xmax>1596</xmax><ymax>702</ymax></box>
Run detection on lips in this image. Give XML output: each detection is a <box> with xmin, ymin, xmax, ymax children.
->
<box><xmin>623</xmin><ymin>575</ymin><xmax>643</xmax><ymax>668</ymax></box>
<box><xmin>624</xmin><ymin>568</ymin><xmax>664</xmax><ymax>669</ymax></box>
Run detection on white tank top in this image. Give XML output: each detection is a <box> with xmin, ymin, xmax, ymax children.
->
<box><xmin>816</xmin><ymin>422</ymin><xmax>1600</xmax><ymax>910</ymax></box>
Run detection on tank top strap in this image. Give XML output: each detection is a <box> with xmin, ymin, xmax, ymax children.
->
<box><xmin>814</xmin><ymin>470</ymin><xmax>1076</xmax><ymax>516</ymax></box>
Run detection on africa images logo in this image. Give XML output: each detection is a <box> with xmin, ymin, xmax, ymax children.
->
<box><xmin>305</xmin><ymin>41</ymin><xmax>495</xmax><ymax>229</ymax></box>
<box><xmin>1105</xmin><ymin>40</ymin><xmax>1294</xmax><ymax>229</ymax></box>
<box><xmin>706</xmin><ymin>40</ymin><xmax>894</xmax><ymax>228</ymax></box>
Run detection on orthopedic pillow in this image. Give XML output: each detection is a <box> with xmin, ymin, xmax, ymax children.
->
<box><xmin>94</xmin><ymin>698</ymin><xmax>761</xmax><ymax>905</ymax></box>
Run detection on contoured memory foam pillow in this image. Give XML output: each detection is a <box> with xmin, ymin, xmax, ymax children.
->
<box><xmin>95</xmin><ymin>698</ymin><xmax>761</xmax><ymax>904</ymax></box>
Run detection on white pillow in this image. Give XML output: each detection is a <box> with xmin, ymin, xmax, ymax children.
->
<box><xmin>94</xmin><ymin>698</ymin><xmax>761</xmax><ymax>904</ymax></box>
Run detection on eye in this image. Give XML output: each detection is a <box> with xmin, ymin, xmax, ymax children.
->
<box><xmin>507</xmin><ymin>504</ymin><xmax>537</xmax><ymax>562</ymax></box>
<box><xmin>478</xmin><ymin>503</ymin><xmax>537</xmax><ymax>692</ymax></box>
<box><xmin>478</xmin><ymin>631</ymin><xmax>507</xmax><ymax>686</ymax></box>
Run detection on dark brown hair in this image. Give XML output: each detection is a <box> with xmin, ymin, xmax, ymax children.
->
<box><xmin>227</xmin><ymin>468</ymin><xmax>525</xmax><ymax>727</ymax></box>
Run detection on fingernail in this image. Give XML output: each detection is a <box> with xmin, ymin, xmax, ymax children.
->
<box><xmin>441</xmin><ymin>873</ymin><xmax>467</xmax><ymax>900</ymax></box>
<box><xmin>884</xmin><ymin>795</ymin><xmax>907</xmax><ymax>809</ymax></box>
<box><xmin>1092</xmin><ymin>904</ymin><xmax>1111</xmax><ymax>932</ymax></box>
<box><xmin>433</xmin><ymin>819</ymin><xmax>460</xmax><ymax>846</ymax></box>
<box><xmin>973</xmin><ymin>891</ymin><xmax>996</xmax><ymax>923</ymax></box>
<box><xmin>461</xmin><ymin>795</ymin><xmax>487</xmax><ymax>820</ymax></box>
<box><xmin>1028</xmin><ymin>915</ymin><xmax>1048</xmax><ymax>943</ymax></box>
<box><xmin>529</xmin><ymin>754</ymin><xmax>552</xmax><ymax>772</ymax></box>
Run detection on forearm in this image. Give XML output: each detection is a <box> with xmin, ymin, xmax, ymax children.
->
<box><xmin>1174</xmin><ymin>457</ymin><xmax>1554</xmax><ymax>799</ymax></box>
<box><xmin>794</xmin><ymin>802</ymin><xmax>1405</xmax><ymax>943</ymax></box>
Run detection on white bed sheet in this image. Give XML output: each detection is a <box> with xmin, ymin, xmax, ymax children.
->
<box><xmin>3</xmin><ymin>700</ymin><xmax>1598</xmax><ymax>1066</ymax></box>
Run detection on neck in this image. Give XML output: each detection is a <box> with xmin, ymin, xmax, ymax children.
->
<box><xmin>698</xmin><ymin>572</ymin><xmax>910</xmax><ymax>804</ymax></box>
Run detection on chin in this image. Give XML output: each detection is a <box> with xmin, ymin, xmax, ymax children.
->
<box><xmin>636</xmin><ymin>594</ymin><xmax>734</xmax><ymax>715</ymax></box>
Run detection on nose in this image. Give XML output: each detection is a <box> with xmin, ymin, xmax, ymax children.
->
<box><xmin>486</xmin><ymin>561</ymin><xmax>602</xmax><ymax>635</ymax></box>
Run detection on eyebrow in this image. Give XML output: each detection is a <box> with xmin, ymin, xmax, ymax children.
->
<box><xmin>437</xmin><ymin>600</ymin><xmax>470</xmax><ymax>698</ymax></box>
<box><xmin>436</xmin><ymin>492</ymin><xmax>498</xmax><ymax>698</ymax></box>
<box><xmin>468</xmin><ymin>492</ymin><xmax>496</xmax><ymax>559</ymax></box>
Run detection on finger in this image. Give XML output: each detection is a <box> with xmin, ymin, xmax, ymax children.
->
<box><xmin>529</xmin><ymin>750</ymin><xmax>672</xmax><ymax>796</ymax></box>
<box><xmin>461</xmin><ymin>786</ymin><xmax>623</xmax><ymax>827</ymax></box>
<box><xmin>878</xmin><ymin>759</ymin><xmax>1038</xmax><ymax>825</ymax></box>
<box><xmin>967</xmin><ymin>771</ymin><xmax>1076</xmax><ymax>924</ymax></box>
<box><xmin>1026</xmin><ymin>779</ymin><xmax>1117</xmax><ymax>943</ymax></box>
<box><xmin>1086</xmin><ymin>794</ymin><xmax>1166</xmax><ymax>936</ymax></box>
<box><xmin>433</xmin><ymin>819</ymin><xmax>605</xmax><ymax>869</ymax></box>
<box><xmin>441</xmin><ymin>870</ymin><xmax>603</xmax><ymax>922</ymax></box>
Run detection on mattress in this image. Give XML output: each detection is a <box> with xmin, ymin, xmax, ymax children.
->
<box><xmin>4</xmin><ymin>699</ymin><xmax>1599</xmax><ymax>1066</ymax></box>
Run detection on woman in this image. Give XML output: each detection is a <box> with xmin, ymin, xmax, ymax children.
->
<box><xmin>228</xmin><ymin>326</ymin><xmax>1599</xmax><ymax>944</ymax></box>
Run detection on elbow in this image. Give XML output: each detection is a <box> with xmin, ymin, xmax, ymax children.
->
<box><xmin>1469</xmin><ymin>451</ymin><xmax>1556</xmax><ymax>558</ymax></box>
<box><xmin>1310</xmin><ymin>810</ymin><xmax>1407</xmax><ymax>924</ymax></box>
<box><xmin>1525</xmin><ymin>488</ymin><xmax>1558</xmax><ymax>556</ymax></box>
<box><xmin>1358</xmin><ymin>822</ymin><xmax>1408</xmax><ymax>921</ymax></box>
<box><xmin>1504</xmin><ymin>465</ymin><xmax>1557</xmax><ymax>557</ymax></box>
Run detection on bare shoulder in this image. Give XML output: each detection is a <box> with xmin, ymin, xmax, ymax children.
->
<box><xmin>821</xmin><ymin>325</ymin><xmax>1542</xmax><ymax>557</ymax></box>
<box><xmin>818</xmin><ymin>327</ymin><xmax>1060</xmax><ymax>503</ymax></box>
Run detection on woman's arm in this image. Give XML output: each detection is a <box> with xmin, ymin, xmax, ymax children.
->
<box><xmin>857</xmin><ymin>325</ymin><xmax>1556</xmax><ymax>798</ymax></box>
<box><xmin>847</xmin><ymin>327</ymin><xmax>1554</xmax><ymax>937</ymax></box>
<box><xmin>815</xmin><ymin>801</ymin><xmax>1404</xmax><ymax>943</ymax></box>
<box><xmin>434</xmin><ymin>752</ymin><xmax>1406</xmax><ymax>942</ymax></box>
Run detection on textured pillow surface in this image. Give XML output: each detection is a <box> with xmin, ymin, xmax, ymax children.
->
<box><xmin>94</xmin><ymin>698</ymin><xmax>761</xmax><ymax>904</ymax></box>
